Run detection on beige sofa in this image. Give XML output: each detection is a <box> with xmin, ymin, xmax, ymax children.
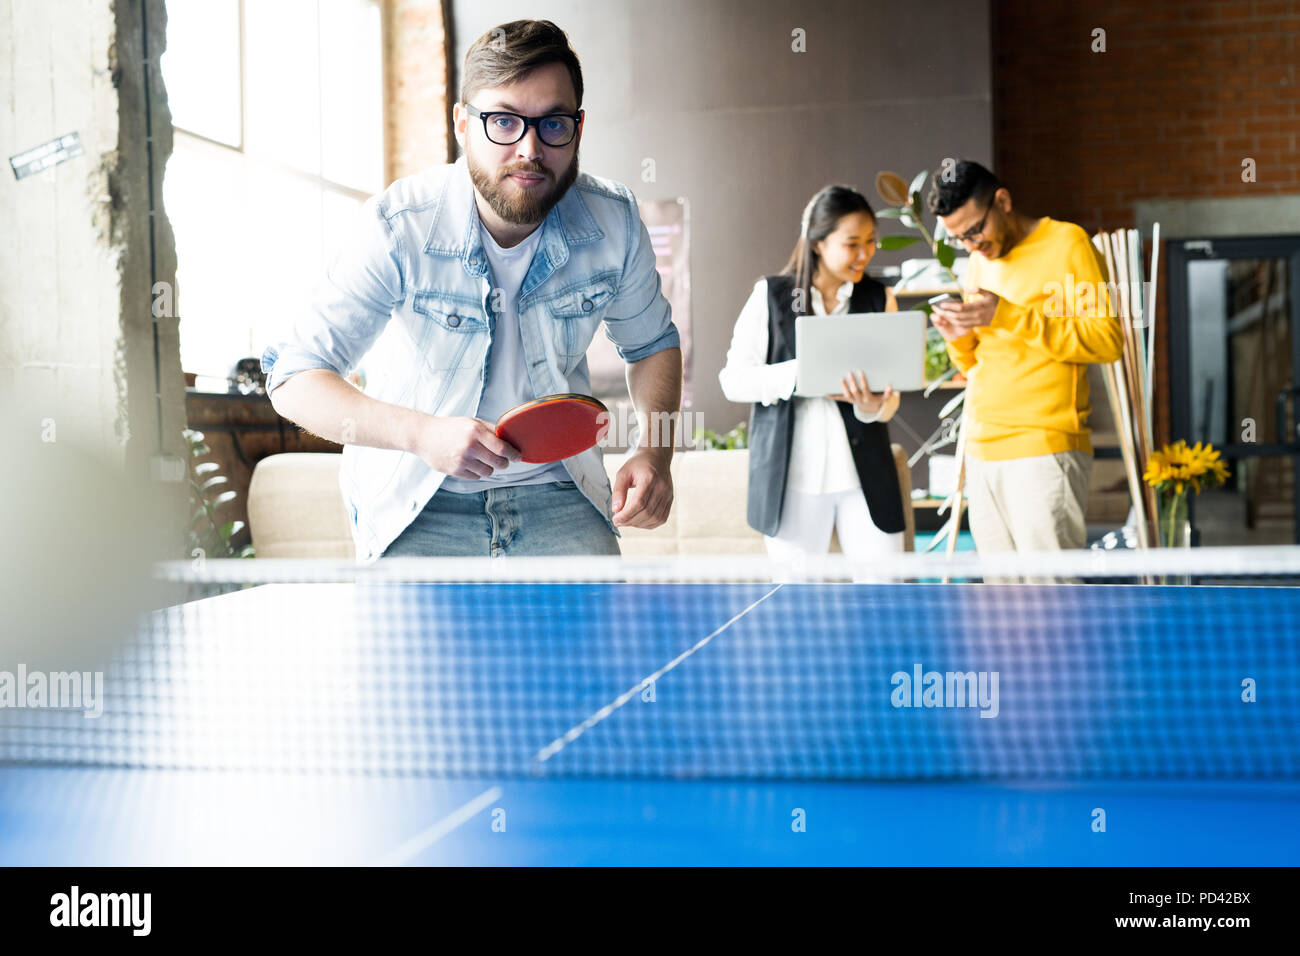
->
<box><xmin>247</xmin><ymin>453</ymin><xmax>353</xmax><ymax>558</ymax></box>
<box><xmin>247</xmin><ymin>447</ymin><xmax>914</xmax><ymax>558</ymax></box>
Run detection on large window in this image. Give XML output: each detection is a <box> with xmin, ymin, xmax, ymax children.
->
<box><xmin>161</xmin><ymin>0</ymin><xmax>384</xmax><ymax>389</ymax></box>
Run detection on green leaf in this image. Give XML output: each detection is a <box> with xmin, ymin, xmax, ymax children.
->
<box><xmin>200</xmin><ymin>475</ymin><xmax>228</xmax><ymax>492</ymax></box>
<box><xmin>212</xmin><ymin>490</ymin><xmax>237</xmax><ymax>507</ymax></box>
<box><xmin>936</xmin><ymin>241</ymin><xmax>956</xmax><ymax>270</ymax></box>
<box><xmin>917</xmin><ymin>302</ymin><xmax>933</xmax><ymax>317</ymax></box>
<box><xmin>909</xmin><ymin>169</ymin><xmax>930</xmax><ymax>199</ymax></box>
<box><xmin>192</xmin><ymin>443</ymin><xmax>211</xmax><ymax>457</ymax></box>
<box><xmin>219</xmin><ymin>520</ymin><xmax>245</xmax><ymax>541</ymax></box>
<box><xmin>237</xmin><ymin>544</ymin><xmax>256</xmax><ymax>559</ymax></box>
<box><xmin>879</xmin><ymin>235</ymin><xmax>923</xmax><ymax>251</ymax></box>
<box><xmin>874</xmin><ymin>207</ymin><xmax>903</xmax><ymax>220</ymax></box>
<box><xmin>194</xmin><ymin>461</ymin><xmax>220</xmax><ymax>475</ymax></box>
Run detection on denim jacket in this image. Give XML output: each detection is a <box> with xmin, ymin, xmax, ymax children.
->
<box><xmin>261</xmin><ymin>157</ymin><xmax>680</xmax><ymax>561</ymax></box>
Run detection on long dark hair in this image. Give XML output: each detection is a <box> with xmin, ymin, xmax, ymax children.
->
<box><xmin>781</xmin><ymin>185</ymin><xmax>874</xmax><ymax>315</ymax></box>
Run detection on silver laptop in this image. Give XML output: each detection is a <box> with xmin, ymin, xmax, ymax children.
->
<box><xmin>794</xmin><ymin>311</ymin><xmax>927</xmax><ymax>397</ymax></box>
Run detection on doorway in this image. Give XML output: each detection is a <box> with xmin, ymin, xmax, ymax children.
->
<box><xmin>1168</xmin><ymin>236</ymin><xmax>1300</xmax><ymax>545</ymax></box>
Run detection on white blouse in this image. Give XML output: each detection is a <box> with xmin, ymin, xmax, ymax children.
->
<box><xmin>718</xmin><ymin>278</ymin><xmax>901</xmax><ymax>496</ymax></box>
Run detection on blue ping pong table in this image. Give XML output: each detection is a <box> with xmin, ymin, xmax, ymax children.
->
<box><xmin>1</xmin><ymin>580</ymin><xmax>1298</xmax><ymax>866</ymax></box>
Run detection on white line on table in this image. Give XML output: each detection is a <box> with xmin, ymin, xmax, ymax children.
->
<box><xmin>378</xmin><ymin>786</ymin><xmax>503</xmax><ymax>866</ymax></box>
<box><xmin>533</xmin><ymin>584</ymin><xmax>785</xmax><ymax>765</ymax></box>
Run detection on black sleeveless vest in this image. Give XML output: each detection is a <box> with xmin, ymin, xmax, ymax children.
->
<box><xmin>746</xmin><ymin>274</ymin><xmax>906</xmax><ymax>537</ymax></box>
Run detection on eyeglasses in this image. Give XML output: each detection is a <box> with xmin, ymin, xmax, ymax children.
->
<box><xmin>465</xmin><ymin>104</ymin><xmax>581</xmax><ymax>148</ymax></box>
<box><xmin>944</xmin><ymin>205</ymin><xmax>993</xmax><ymax>248</ymax></box>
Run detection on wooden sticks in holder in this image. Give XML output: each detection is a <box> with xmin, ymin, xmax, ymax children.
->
<box><xmin>1093</xmin><ymin>225</ymin><xmax>1162</xmax><ymax>547</ymax></box>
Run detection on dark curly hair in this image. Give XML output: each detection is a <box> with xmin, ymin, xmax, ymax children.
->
<box><xmin>924</xmin><ymin>160</ymin><xmax>1001</xmax><ymax>217</ymax></box>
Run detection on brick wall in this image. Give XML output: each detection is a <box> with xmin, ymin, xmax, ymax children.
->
<box><xmin>993</xmin><ymin>0</ymin><xmax>1300</xmax><ymax>444</ymax></box>
<box><xmin>993</xmin><ymin>0</ymin><xmax>1299</xmax><ymax>228</ymax></box>
<box><xmin>385</xmin><ymin>0</ymin><xmax>454</xmax><ymax>183</ymax></box>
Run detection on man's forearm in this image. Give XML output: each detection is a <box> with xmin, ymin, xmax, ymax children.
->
<box><xmin>626</xmin><ymin>347</ymin><xmax>682</xmax><ymax>460</ymax></box>
<box><xmin>269</xmin><ymin>369</ymin><xmax>426</xmax><ymax>453</ymax></box>
<box><xmin>992</xmin><ymin>300</ymin><xmax>1123</xmax><ymax>364</ymax></box>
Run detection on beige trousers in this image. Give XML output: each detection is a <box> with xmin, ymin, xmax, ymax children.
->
<box><xmin>964</xmin><ymin>450</ymin><xmax>1091</xmax><ymax>554</ymax></box>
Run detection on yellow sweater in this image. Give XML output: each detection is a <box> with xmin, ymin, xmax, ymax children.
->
<box><xmin>947</xmin><ymin>218</ymin><xmax>1123</xmax><ymax>460</ymax></box>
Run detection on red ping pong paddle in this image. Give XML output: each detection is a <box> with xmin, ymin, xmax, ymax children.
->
<box><xmin>495</xmin><ymin>394</ymin><xmax>610</xmax><ymax>464</ymax></box>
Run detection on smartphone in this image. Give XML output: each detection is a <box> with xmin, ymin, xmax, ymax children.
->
<box><xmin>928</xmin><ymin>292</ymin><xmax>962</xmax><ymax>308</ymax></box>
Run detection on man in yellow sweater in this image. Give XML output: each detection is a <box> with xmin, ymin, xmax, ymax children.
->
<box><xmin>925</xmin><ymin>160</ymin><xmax>1123</xmax><ymax>554</ymax></box>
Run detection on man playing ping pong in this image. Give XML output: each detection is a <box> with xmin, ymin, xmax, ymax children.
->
<box><xmin>262</xmin><ymin>20</ymin><xmax>681</xmax><ymax>560</ymax></box>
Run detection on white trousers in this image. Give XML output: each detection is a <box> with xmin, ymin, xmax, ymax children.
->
<box><xmin>764</xmin><ymin>487</ymin><xmax>904</xmax><ymax>583</ymax></box>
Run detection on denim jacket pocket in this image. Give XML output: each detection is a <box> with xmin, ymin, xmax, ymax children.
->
<box><xmin>543</xmin><ymin>275</ymin><xmax>618</xmax><ymax>360</ymax></box>
<box><xmin>412</xmin><ymin>292</ymin><xmax>488</xmax><ymax>370</ymax></box>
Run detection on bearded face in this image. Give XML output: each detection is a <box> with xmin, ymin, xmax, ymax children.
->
<box><xmin>459</xmin><ymin>62</ymin><xmax>584</xmax><ymax>229</ymax></box>
<box><xmin>466</xmin><ymin>147</ymin><xmax>579</xmax><ymax>226</ymax></box>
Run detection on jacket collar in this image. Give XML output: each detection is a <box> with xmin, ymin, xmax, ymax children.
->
<box><xmin>422</xmin><ymin>157</ymin><xmax>604</xmax><ymax>294</ymax></box>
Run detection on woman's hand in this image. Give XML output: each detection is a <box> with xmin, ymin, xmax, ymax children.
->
<box><xmin>828</xmin><ymin>371</ymin><xmax>893</xmax><ymax>418</ymax></box>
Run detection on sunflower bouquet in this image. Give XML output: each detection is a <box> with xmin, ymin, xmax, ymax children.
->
<box><xmin>1143</xmin><ymin>440</ymin><xmax>1230</xmax><ymax>547</ymax></box>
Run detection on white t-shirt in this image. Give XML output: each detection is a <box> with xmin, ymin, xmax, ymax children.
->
<box><xmin>440</xmin><ymin>220</ymin><xmax>569</xmax><ymax>492</ymax></box>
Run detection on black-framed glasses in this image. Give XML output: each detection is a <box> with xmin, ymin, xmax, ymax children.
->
<box><xmin>465</xmin><ymin>103</ymin><xmax>581</xmax><ymax>147</ymax></box>
<box><xmin>944</xmin><ymin>205</ymin><xmax>993</xmax><ymax>248</ymax></box>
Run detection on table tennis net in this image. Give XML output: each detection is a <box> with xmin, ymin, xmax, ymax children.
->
<box><xmin>2</xmin><ymin>549</ymin><xmax>1299</xmax><ymax>780</ymax></box>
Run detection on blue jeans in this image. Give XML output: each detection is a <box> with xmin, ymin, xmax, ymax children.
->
<box><xmin>382</xmin><ymin>481</ymin><xmax>621</xmax><ymax>557</ymax></box>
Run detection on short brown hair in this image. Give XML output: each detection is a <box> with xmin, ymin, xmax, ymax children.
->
<box><xmin>460</xmin><ymin>20</ymin><xmax>584</xmax><ymax>109</ymax></box>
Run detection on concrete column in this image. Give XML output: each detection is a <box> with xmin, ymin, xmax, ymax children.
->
<box><xmin>1</xmin><ymin>0</ymin><xmax>186</xmax><ymax>552</ymax></box>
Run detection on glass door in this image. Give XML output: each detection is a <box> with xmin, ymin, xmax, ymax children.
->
<box><xmin>1169</xmin><ymin>237</ymin><xmax>1300</xmax><ymax>545</ymax></box>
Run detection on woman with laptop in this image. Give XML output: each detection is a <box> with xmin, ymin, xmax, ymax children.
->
<box><xmin>719</xmin><ymin>184</ymin><xmax>907</xmax><ymax>575</ymax></box>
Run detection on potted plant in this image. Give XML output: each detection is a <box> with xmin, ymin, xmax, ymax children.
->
<box><xmin>874</xmin><ymin>170</ymin><xmax>964</xmax><ymax>384</ymax></box>
<box><xmin>185</xmin><ymin>428</ymin><xmax>254</xmax><ymax>559</ymax></box>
